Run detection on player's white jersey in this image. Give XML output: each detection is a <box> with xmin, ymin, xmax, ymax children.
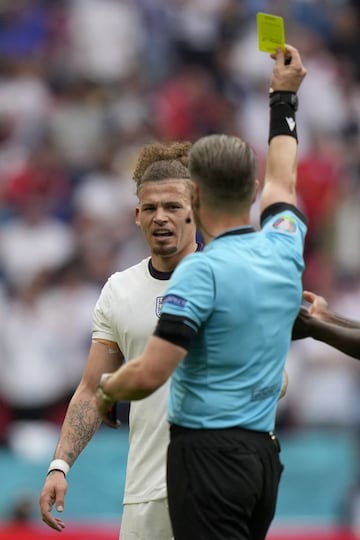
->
<box><xmin>92</xmin><ymin>257</ymin><xmax>170</xmax><ymax>503</ymax></box>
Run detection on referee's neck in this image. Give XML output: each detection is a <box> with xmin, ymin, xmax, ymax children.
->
<box><xmin>198</xmin><ymin>208</ymin><xmax>251</xmax><ymax>244</ymax></box>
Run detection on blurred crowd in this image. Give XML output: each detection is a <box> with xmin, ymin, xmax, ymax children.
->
<box><xmin>0</xmin><ymin>0</ymin><xmax>359</xmax><ymax>451</ymax></box>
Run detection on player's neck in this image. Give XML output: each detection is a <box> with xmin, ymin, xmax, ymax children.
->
<box><xmin>151</xmin><ymin>240</ymin><xmax>198</xmax><ymax>273</ymax></box>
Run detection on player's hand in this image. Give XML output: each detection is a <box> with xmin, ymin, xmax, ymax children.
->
<box><xmin>270</xmin><ymin>44</ymin><xmax>307</xmax><ymax>93</ymax></box>
<box><xmin>39</xmin><ymin>471</ymin><xmax>67</xmax><ymax>532</ymax></box>
<box><xmin>303</xmin><ymin>290</ymin><xmax>329</xmax><ymax>319</ymax></box>
<box><xmin>292</xmin><ymin>291</ymin><xmax>329</xmax><ymax>340</ymax></box>
<box><xmin>96</xmin><ymin>376</ymin><xmax>121</xmax><ymax>429</ymax></box>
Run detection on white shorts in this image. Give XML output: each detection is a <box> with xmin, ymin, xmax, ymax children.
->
<box><xmin>120</xmin><ymin>498</ymin><xmax>173</xmax><ymax>540</ymax></box>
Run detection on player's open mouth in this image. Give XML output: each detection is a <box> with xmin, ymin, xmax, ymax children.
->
<box><xmin>153</xmin><ymin>230</ymin><xmax>173</xmax><ymax>237</ymax></box>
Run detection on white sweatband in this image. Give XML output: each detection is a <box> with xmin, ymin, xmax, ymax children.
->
<box><xmin>47</xmin><ymin>459</ymin><xmax>70</xmax><ymax>477</ymax></box>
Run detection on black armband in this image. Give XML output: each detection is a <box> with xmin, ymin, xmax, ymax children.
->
<box><xmin>154</xmin><ymin>313</ymin><xmax>197</xmax><ymax>350</ymax></box>
<box><xmin>268</xmin><ymin>91</ymin><xmax>298</xmax><ymax>143</ymax></box>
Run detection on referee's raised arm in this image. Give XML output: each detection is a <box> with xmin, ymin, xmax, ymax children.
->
<box><xmin>260</xmin><ymin>44</ymin><xmax>307</xmax><ymax>212</ymax></box>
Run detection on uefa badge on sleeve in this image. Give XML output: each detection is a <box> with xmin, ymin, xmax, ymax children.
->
<box><xmin>272</xmin><ymin>216</ymin><xmax>297</xmax><ymax>233</ymax></box>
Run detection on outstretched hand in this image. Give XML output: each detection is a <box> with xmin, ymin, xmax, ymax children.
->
<box><xmin>302</xmin><ymin>290</ymin><xmax>329</xmax><ymax>318</ymax></box>
<box><xmin>270</xmin><ymin>44</ymin><xmax>307</xmax><ymax>93</ymax></box>
<box><xmin>292</xmin><ymin>291</ymin><xmax>329</xmax><ymax>340</ymax></box>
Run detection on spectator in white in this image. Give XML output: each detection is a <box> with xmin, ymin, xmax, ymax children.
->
<box><xmin>0</xmin><ymin>258</ymin><xmax>100</xmax><ymax>450</ymax></box>
<box><xmin>72</xmin><ymin>142</ymin><xmax>138</xmax><ymax>248</ymax></box>
<box><xmin>0</xmin><ymin>190</ymin><xmax>75</xmax><ymax>291</ymax></box>
<box><xmin>66</xmin><ymin>0</ymin><xmax>142</xmax><ymax>84</ymax></box>
<box><xmin>47</xmin><ymin>78</ymin><xmax>108</xmax><ymax>174</ymax></box>
<box><xmin>0</xmin><ymin>58</ymin><xmax>52</xmax><ymax>146</ymax></box>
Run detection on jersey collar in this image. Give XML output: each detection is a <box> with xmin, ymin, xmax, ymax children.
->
<box><xmin>215</xmin><ymin>226</ymin><xmax>255</xmax><ymax>240</ymax></box>
<box><xmin>148</xmin><ymin>242</ymin><xmax>203</xmax><ymax>280</ymax></box>
<box><xmin>148</xmin><ymin>259</ymin><xmax>173</xmax><ymax>280</ymax></box>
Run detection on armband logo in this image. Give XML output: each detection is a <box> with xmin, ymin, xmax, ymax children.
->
<box><xmin>163</xmin><ymin>294</ymin><xmax>187</xmax><ymax>309</ymax></box>
<box><xmin>272</xmin><ymin>215</ymin><xmax>297</xmax><ymax>233</ymax></box>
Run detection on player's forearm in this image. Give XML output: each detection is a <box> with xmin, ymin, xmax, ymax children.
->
<box><xmin>53</xmin><ymin>389</ymin><xmax>102</xmax><ymax>467</ymax></box>
<box><xmin>311</xmin><ymin>321</ymin><xmax>360</xmax><ymax>360</ymax></box>
<box><xmin>320</xmin><ymin>310</ymin><xmax>360</xmax><ymax>330</ymax></box>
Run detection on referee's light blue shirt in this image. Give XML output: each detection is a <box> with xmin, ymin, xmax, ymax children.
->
<box><xmin>161</xmin><ymin>204</ymin><xmax>307</xmax><ymax>432</ymax></box>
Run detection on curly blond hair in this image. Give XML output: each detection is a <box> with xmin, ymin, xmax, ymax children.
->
<box><xmin>132</xmin><ymin>141</ymin><xmax>192</xmax><ymax>195</ymax></box>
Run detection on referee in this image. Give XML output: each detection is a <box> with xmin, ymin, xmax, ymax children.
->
<box><xmin>97</xmin><ymin>44</ymin><xmax>307</xmax><ymax>540</ymax></box>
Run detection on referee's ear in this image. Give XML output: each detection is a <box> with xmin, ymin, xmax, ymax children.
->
<box><xmin>191</xmin><ymin>182</ymin><xmax>200</xmax><ymax>210</ymax></box>
<box><xmin>252</xmin><ymin>179</ymin><xmax>260</xmax><ymax>204</ymax></box>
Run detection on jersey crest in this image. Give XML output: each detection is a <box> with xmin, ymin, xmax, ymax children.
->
<box><xmin>155</xmin><ymin>296</ymin><xmax>164</xmax><ymax>317</ymax></box>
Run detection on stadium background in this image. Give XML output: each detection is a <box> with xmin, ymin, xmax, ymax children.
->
<box><xmin>0</xmin><ymin>0</ymin><xmax>360</xmax><ymax>538</ymax></box>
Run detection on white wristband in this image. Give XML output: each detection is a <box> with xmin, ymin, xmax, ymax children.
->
<box><xmin>47</xmin><ymin>459</ymin><xmax>70</xmax><ymax>477</ymax></box>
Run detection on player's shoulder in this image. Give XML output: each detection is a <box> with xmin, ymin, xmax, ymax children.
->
<box><xmin>105</xmin><ymin>258</ymin><xmax>150</xmax><ymax>288</ymax></box>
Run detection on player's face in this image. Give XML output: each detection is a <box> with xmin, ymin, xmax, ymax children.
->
<box><xmin>136</xmin><ymin>180</ymin><xmax>196</xmax><ymax>268</ymax></box>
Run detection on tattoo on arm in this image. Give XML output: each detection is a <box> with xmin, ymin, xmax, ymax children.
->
<box><xmin>54</xmin><ymin>399</ymin><xmax>102</xmax><ymax>466</ymax></box>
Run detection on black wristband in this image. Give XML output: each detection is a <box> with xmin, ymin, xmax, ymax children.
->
<box><xmin>269</xmin><ymin>90</ymin><xmax>298</xmax><ymax>111</ymax></box>
<box><xmin>268</xmin><ymin>102</ymin><xmax>298</xmax><ymax>143</ymax></box>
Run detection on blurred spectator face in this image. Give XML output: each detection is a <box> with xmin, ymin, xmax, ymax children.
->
<box><xmin>135</xmin><ymin>179</ymin><xmax>194</xmax><ymax>260</ymax></box>
<box><xmin>152</xmin><ymin>65</ymin><xmax>226</xmax><ymax>140</ymax></box>
<box><xmin>3</xmin><ymin>143</ymin><xmax>71</xmax><ymax>219</ymax></box>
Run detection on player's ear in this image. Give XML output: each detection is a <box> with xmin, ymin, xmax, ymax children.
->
<box><xmin>135</xmin><ymin>207</ymin><xmax>140</xmax><ymax>226</ymax></box>
<box><xmin>252</xmin><ymin>179</ymin><xmax>260</xmax><ymax>204</ymax></box>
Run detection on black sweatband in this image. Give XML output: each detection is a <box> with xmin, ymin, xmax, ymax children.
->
<box><xmin>268</xmin><ymin>91</ymin><xmax>298</xmax><ymax>143</ymax></box>
<box><xmin>154</xmin><ymin>313</ymin><xmax>197</xmax><ymax>350</ymax></box>
<box><xmin>269</xmin><ymin>90</ymin><xmax>298</xmax><ymax>111</ymax></box>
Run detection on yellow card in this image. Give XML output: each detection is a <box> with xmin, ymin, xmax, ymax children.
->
<box><xmin>257</xmin><ymin>12</ymin><xmax>285</xmax><ymax>53</ymax></box>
